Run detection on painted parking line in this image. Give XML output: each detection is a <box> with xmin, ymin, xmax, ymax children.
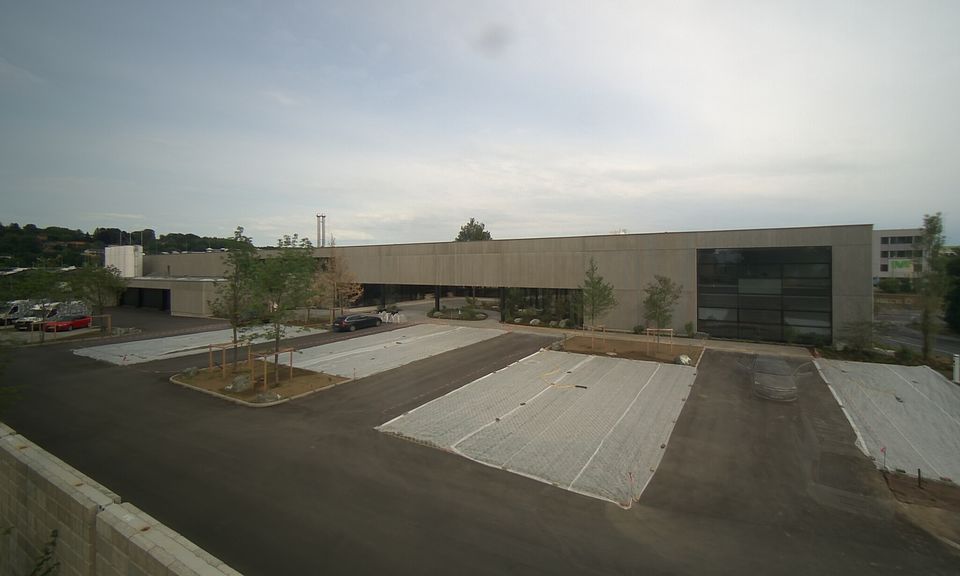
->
<box><xmin>74</xmin><ymin>326</ymin><xmax>326</xmax><ymax>365</ymax></box>
<box><xmin>817</xmin><ymin>359</ymin><xmax>960</xmax><ymax>481</ymax></box>
<box><xmin>283</xmin><ymin>324</ymin><xmax>506</xmax><ymax>379</ymax></box>
<box><xmin>379</xmin><ymin>350</ymin><xmax>696</xmax><ymax>507</ymax></box>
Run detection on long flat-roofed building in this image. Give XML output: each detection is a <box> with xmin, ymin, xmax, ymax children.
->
<box><xmin>128</xmin><ymin>224</ymin><xmax>874</xmax><ymax>345</ymax></box>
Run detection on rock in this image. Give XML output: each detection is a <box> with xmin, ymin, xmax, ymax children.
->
<box><xmin>558</xmin><ymin>319</ymin><xmax>569</xmax><ymax>328</ymax></box>
<box><xmin>230</xmin><ymin>374</ymin><xmax>252</xmax><ymax>393</ymax></box>
<box><xmin>514</xmin><ymin>318</ymin><xmax>524</xmax><ymax>324</ymax></box>
<box><xmin>549</xmin><ymin>320</ymin><xmax>558</xmax><ymax>328</ymax></box>
<box><xmin>254</xmin><ymin>392</ymin><xmax>282</xmax><ymax>403</ymax></box>
<box><xmin>184</xmin><ymin>367</ymin><xmax>199</xmax><ymax>377</ymax></box>
<box><xmin>674</xmin><ymin>354</ymin><xmax>692</xmax><ymax>366</ymax></box>
<box><xmin>529</xmin><ymin>318</ymin><xmax>541</xmax><ymax>326</ymax></box>
<box><xmin>550</xmin><ymin>341</ymin><xmax>563</xmax><ymax>351</ymax></box>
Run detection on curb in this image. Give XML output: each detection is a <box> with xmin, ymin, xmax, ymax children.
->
<box><xmin>168</xmin><ymin>373</ymin><xmax>354</xmax><ymax>408</ymax></box>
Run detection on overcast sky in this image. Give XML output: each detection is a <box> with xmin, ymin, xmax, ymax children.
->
<box><xmin>1</xmin><ymin>1</ymin><xmax>958</xmax><ymax>246</ymax></box>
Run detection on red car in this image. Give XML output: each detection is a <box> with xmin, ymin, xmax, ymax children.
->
<box><xmin>43</xmin><ymin>315</ymin><xmax>93</xmax><ymax>332</ymax></box>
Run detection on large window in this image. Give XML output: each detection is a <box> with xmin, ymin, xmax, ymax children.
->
<box><xmin>697</xmin><ymin>247</ymin><xmax>832</xmax><ymax>344</ymax></box>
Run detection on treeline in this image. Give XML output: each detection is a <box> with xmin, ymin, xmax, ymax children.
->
<box><xmin>0</xmin><ymin>223</ymin><xmax>249</xmax><ymax>267</ymax></box>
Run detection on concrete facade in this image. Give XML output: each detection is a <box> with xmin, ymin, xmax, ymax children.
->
<box><xmin>0</xmin><ymin>421</ymin><xmax>240</xmax><ymax>576</ymax></box>
<box><xmin>136</xmin><ymin>225</ymin><xmax>874</xmax><ymax>342</ymax></box>
<box><xmin>320</xmin><ymin>224</ymin><xmax>873</xmax><ymax>340</ymax></box>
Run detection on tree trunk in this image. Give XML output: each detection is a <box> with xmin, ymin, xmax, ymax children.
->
<box><xmin>232</xmin><ymin>325</ymin><xmax>239</xmax><ymax>369</ymax></box>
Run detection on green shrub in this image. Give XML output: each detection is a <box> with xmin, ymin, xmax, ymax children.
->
<box><xmin>878</xmin><ymin>277</ymin><xmax>915</xmax><ymax>294</ymax></box>
<box><xmin>633</xmin><ymin>325</ymin><xmax>645</xmax><ymax>334</ymax></box>
<box><xmin>895</xmin><ymin>345</ymin><xmax>918</xmax><ymax>364</ymax></box>
<box><xmin>684</xmin><ymin>321</ymin><xmax>695</xmax><ymax>337</ymax></box>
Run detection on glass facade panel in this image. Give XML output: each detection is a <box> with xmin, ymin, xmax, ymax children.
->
<box><xmin>782</xmin><ymin>263</ymin><xmax>830</xmax><ymax>278</ymax></box>
<box><xmin>698</xmin><ymin>293</ymin><xmax>739</xmax><ymax>308</ymax></box>
<box><xmin>784</xmin><ymin>311</ymin><xmax>831</xmax><ymax>328</ymax></box>
<box><xmin>698</xmin><ymin>307</ymin><xmax>737</xmax><ymax>322</ymax></box>
<box><xmin>782</xmin><ymin>296</ymin><xmax>831</xmax><ymax>312</ymax></box>
<box><xmin>738</xmin><ymin>278</ymin><xmax>782</xmax><ymax>294</ymax></box>
<box><xmin>739</xmin><ymin>295</ymin><xmax>782</xmax><ymax>310</ymax></box>
<box><xmin>697</xmin><ymin>320</ymin><xmax>739</xmax><ymax>338</ymax></box>
<box><xmin>697</xmin><ymin>247</ymin><xmax>832</xmax><ymax>343</ymax></box>
<box><xmin>740</xmin><ymin>309</ymin><xmax>781</xmax><ymax>324</ymax></box>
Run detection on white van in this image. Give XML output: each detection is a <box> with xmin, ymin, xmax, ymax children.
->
<box><xmin>0</xmin><ymin>299</ymin><xmax>33</xmax><ymax>326</ymax></box>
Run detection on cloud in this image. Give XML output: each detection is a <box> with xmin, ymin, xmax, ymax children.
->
<box><xmin>0</xmin><ymin>56</ymin><xmax>42</xmax><ymax>89</ymax></box>
<box><xmin>94</xmin><ymin>212</ymin><xmax>145</xmax><ymax>220</ymax></box>
<box><xmin>473</xmin><ymin>24</ymin><xmax>513</xmax><ymax>58</ymax></box>
<box><xmin>262</xmin><ymin>89</ymin><xmax>302</xmax><ymax>107</ymax></box>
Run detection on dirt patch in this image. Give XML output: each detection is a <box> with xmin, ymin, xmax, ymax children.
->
<box><xmin>885</xmin><ymin>472</ymin><xmax>960</xmax><ymax>551</ymax></box>
<box><xmin>884</xmin><ymin>472</ymin><xmax>960</xmax><ymax>512</ymax></box>
<box><xmin>563</xmin><ymin>335</ymin><xmax>703</xmax><ymax>365</ymax></box>
<box><xmin>177</xmin><ymin>359</ymin><xmax>348</xmax><ymax>403</ymax></box>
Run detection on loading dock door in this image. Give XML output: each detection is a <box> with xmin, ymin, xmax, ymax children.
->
<box><xmin>121</xmin><ymin>288</ymin><xmax>171</xmax><ymax>312</ymax></box>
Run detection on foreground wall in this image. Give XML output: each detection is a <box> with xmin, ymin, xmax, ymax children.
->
<box><xmin>0</xmin><ymin>422</ymin><xmax>240</xmax><ymax>576</ymax></box>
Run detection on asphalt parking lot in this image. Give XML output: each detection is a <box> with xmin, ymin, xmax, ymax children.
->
<box><xmin>1</xmin><ymin>311</ymin><xmax>958</xmax><ymax>575</ymax></box>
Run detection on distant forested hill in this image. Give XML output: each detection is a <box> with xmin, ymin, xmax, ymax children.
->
<box><xmin>0</xmin><ymin>223</ymin><xmax>245</xmax><ymax>267</ymax></box>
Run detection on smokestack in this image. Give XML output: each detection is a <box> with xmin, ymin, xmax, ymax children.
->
<box><xmin>316</xmin><ymin>213</ymin><xmax>327</xmax><ymax>247</ymax></box>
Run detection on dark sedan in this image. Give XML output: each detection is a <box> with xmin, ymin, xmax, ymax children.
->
<box><xmin>332</xmin><ymin>314</ymin><xmax>382</xmax><ymax>332</ymax></box>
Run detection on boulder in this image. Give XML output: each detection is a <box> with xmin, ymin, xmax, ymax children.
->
<box><xmin>229</xmin><ymin>374</ymin><xmax>252</xmax><ymax>393</ymax></box>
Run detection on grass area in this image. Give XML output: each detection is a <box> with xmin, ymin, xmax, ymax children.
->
<box><xmin>563</xmin><ymin>335</ymin><xmax>703</xmax><ymax>365</ymax></box>
<box><xmin>176</xmin><ymin>359</ymin><xmax>348</xmax><ymax>403</ymax></box>
<box><xmin>430</xmin><ymin>308</ymin><xmax>488</xmax><ymax>320</ymax></box>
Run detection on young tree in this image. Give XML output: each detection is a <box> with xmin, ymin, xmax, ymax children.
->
<box><xmin>643</xmin><ymin>275</ymin><xmax>683</xmax><ymax>341</ymax></box>
<box><xmin>455</xmin><ymin>218</ymin><xmax>492</xmax><ymax>242</ymax></box>
<box><xmin>944</xmin><ymin>252</ymin><xmax>960</xmax><ymax>334</ymax></box>
<box><xmin>581</xmin><ymin>257</ymin><xmax>617</xmax><ymax>328</ymax></box>
<box><xmin>209</xmin><ymin>226</ymin><xmax>258</xmax><ymax>368</ymax></box>
<box><xmin>250</xmin><ymin>234</ymin><xmax>317</xmax><ymax>386</ymax></box>
<box><xmin>917</xmin><ymin>213</ymin><xmax>947</xmax><ymax>360</ymax></box>
<box><xmin>71</xmin><ymin>265</ymin><xmax>128</xmax><ymax>316</ymax></box>
<box><xmin>318</xmin><ymin>243</ymin><xmax>364</xmax><ymax>323</ymax></box>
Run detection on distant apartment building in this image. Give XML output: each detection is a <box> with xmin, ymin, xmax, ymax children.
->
<box><xmin>873</xmin><ymin>228</ymin><xmax>924</xmax><ymax>282</ymax></box>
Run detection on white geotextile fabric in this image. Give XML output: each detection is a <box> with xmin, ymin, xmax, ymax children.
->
<box><xmin>379</xmin><ymin>350</ymin><xmax>696</xmax><ymax>506</ymax></box>
<box><xmin>284</xmin><ymin>324</ymin><xmax>505</xmax><ymax>379</ymax></box>
<box><xmin>817</xmin><ymin>359</ymin><xmax>960</xmax><ymax>481</ymax></box>
<box><xmin>73</xmin><ymin>327</ymin><xmax>326</xmax><ymax>365</ymax></box>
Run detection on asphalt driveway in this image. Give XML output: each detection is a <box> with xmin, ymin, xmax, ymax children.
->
<box><xmin>1</xmin><ymin>333</ymin><xmax>957</xmax><ymax>575</ymax></box>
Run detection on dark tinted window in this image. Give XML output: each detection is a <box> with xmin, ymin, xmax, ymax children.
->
<box><xmin>697</xmin><ymin>247</ymin><xmax>831</xmax><ymax>344</ymax></box>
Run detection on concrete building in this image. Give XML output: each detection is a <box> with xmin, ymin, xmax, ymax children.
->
<box><xmin>872</xmin><ymin>228</ymin><xmax>925</xmax><ymax>282</ymax></box>
<box><xmin>127</xmin><ymin>224</ymin><xmax>874</xmax><ymax>344</ymax></box>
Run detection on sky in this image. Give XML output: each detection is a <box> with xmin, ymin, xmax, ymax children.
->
<box><xmin>1</xmin><ymin>1</ymin><xmax>958</xmax><ymax>246</ymax></box>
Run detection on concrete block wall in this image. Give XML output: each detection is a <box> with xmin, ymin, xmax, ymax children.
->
<box><xmin>96</xmin><ymin>503</ymin><xmax>241</xmax><ymax>576</ymax></box>
<box><xmin>0</xmin><ymin>423</ymin><xmax>240</xmax><ymax>576</ymax></box>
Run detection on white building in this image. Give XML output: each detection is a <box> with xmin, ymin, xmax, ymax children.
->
<box><xmin>872</xmin><ymin>228</ymin><xmax>924</xmax><ymax>282</ymax></box>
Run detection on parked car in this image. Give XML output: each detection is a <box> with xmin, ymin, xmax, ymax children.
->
<box><xmin>14</xmin><ymin>300</ymin><xmax>89</xmax><ymax>331</ymax></box>
<box><xmin>332</xmin><ymin>314</ymin><xmax>382</xmax><ymax>332</ymax></box>
<box><xmin>43</xmin><ymin>315</ymin><xmax>93</xmax><ymax>332</ymax></box>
